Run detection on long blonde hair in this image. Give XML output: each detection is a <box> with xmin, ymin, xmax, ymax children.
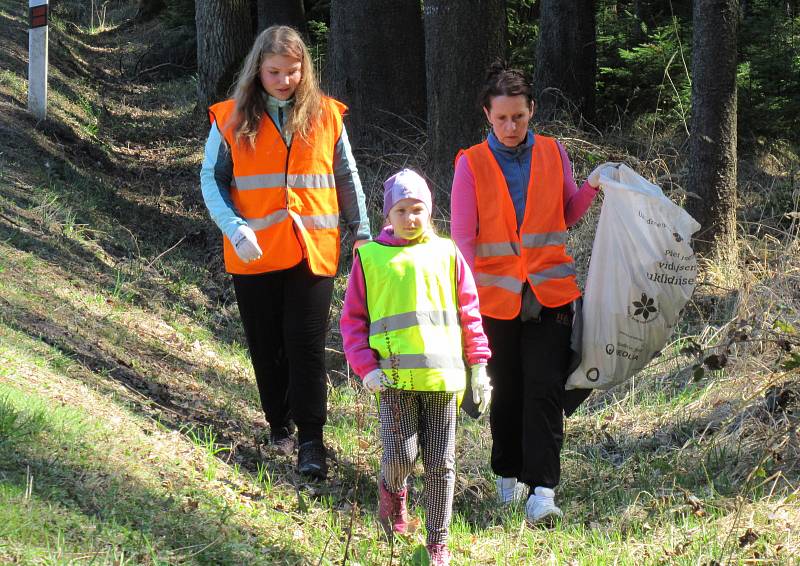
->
<box><xmin>230</xmin><ymin>26</ymin><xmax>322</xmax><ymax>145</ymax></box>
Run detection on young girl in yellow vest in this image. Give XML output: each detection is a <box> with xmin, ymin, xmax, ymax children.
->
<box><xmin>341</xmin><ymin>169</ymin><xmax>492</xmax><ymax>566</ymax></box>
<box><xmin>199</xmin><ymin>26</ymin><xmax>370</xmax><ymax>480</ymax></box>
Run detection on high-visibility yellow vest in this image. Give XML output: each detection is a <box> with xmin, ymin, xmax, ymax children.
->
<box><xmin>208</xmin><ymin>96</ymin><xmax>345</xmax><ymax>276</ymax></box>
<box><xmin>357</xmin><ymin>236</ymin><xmax>467</xmax><ymax>392</ymax></box>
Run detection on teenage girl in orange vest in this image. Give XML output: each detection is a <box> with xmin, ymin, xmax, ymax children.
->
<box><xmin>199</xmin><ymin>26</ymin><xmax>371</xmax><ymax>480</ymax></box>
<box><xmin>451</xmin><ymin>62</ymin><xmax>617</xmax><ymax>524</ymax></box>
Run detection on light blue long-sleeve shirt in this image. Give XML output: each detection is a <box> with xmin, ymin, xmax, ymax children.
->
<box><xmin>486</xmin><ymin>130</ymin><xmax>536</xmax><ymax>229</ymax></box>
<box><xmin>200</xmin><ymin>95</ymin><xmax>371</xmax><ymax>242</ymax></box>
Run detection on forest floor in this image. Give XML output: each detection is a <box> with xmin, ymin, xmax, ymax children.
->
<box><xmin>1</xmin><ymin>1</ymin><xmax>799</xmax><ymax>564</ymax></box>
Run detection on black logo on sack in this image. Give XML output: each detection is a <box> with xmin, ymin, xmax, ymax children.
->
<box><xmin>631</xmin><ymin>293</ymin><xmax>657</xmax><ymax>321</ymax></box>
<box><xmin>586</xmin><ymin>368</ymin><xmax>600</xmax><ymax>382</ymax></box>
<box><xmin>606</xmin><ymin>344</ymin><xmax>640</xmax><ymax>361</ymax></box>
<box><xmin>673</xmin><ymin>232</ymin><xmax>683</xmax><ymax>243</ymax></box>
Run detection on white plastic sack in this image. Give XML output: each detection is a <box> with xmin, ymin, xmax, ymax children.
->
<box><xmin>566</xmin><ymin>164</ymin><xmax>700</xmax><ymax>390</ymax></box>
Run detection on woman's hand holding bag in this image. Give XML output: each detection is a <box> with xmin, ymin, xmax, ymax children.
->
<box><xmin>587</xmin><ymin>162</ymin><xmax>621</xmax><ymax>189</ymax></box>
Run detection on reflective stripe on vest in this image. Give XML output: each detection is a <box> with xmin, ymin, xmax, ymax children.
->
<box><xmin>208</xmin><ymin>97</ymin><xmax>345</xmax><ymax>276</ymax></box>
<box><xmin>232</xmin><ymin>173</ymin><xmax>337</xmax><ymax>191</ymax></box>
<box><xmin>522</xmin><ymin>231</ymin><xmax>568</xmax><ymax>248</ymax></box>
<box><xmin>458</xmin><ymin>135</ymin><xmax>581</xmax><ymax>319</ymax></box>
<box><xmin>474</xmin><ymin>272</ymin><xmax>524</xmax><ymax>295</ymax></box>
<box><xmin>358</xmin><ymin>236</ymin><xmax>466</xmax><ymax>392</ymax></box>
<box><xmin>244</xmin><ymin>210</ymin><xmax>339</xmax><ymax>232</ymax></box>
<box><xmin>378</xmin><ymin>353</ymin><xmax>466</xmax><ymax>371</ymax></box>
<box><xmin>369</xmin><ymin>310</ymin><xmax>460</xmax><ymax>335</ymax></box>
<box><xmin>528</xmin><ymin>262</ymin><xmax>577</xmax><ymax>285</ymax></box>
<box><xmin>476</xmin><ymin>241</ymin><xmax>520</xmax><ymax>257</ymax></box>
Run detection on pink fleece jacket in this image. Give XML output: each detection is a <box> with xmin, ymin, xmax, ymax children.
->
<box><xmin>340</xmin><ymin>227</ymin><xmax>491</xmax><ymax>379</ymax></box>
<box><xmin>450</xmin><ymin>140</ymin><xmax>599</xmax><ymax>270</ymax></box>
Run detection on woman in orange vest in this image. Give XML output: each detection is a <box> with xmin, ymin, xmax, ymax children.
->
<box><xmin>451</xmin><ymin>62</ymin><xmax>617</xmax><ymax>523</ymax></box>
<box><xmin>199</xmin><ymin>26</ymin><xmax>371</xmax><ymax>480</ymax></box>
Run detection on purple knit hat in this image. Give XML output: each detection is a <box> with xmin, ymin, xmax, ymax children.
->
<box><xmin>383</xmin><ymin>169</ymin><xmax>433</xmax><ymax>217</ymax></box>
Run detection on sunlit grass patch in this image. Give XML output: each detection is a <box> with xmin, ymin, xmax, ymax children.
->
<box><xmin>0</xmin><ymin>355</ymin><xmax>311</xmax><ymax>564</ymax></box>
<box><xmin>0</xmin><ymin>68</ymin><xmax>25</xmax><ymax>97</ymax></box>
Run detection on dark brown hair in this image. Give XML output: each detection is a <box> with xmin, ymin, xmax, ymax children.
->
<box><xmin>479</xmin><ymin>60</ymin><xmax>534</xmax><ymax>110</ymax></box>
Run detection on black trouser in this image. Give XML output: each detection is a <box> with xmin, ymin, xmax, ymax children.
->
<box><xmin>232</xmin><ymin>261</ymin><xmax>334</xmax><ymax>445</ymax></box>
<box><xmin>484</xmin><ymin>305</ymin><xmax>572</xmax><ymax>489</ymax></box>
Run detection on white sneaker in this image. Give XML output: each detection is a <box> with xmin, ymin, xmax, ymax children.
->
<box><xmin>525</xmin><ymin>486</ymin><xmax>563</xmax><ymax>525</ymax></box>
<box><xmin>496</xmin><ymin>477</ymin><xmax>528</xmax><ymax>505</ymax></box>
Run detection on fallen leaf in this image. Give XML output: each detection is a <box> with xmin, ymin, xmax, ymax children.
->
<box><xmin>406</xmin><ymin>516</ymin><xmax>421</xmax><ymax>533</ymax></box>
<box><xmin>738</xmin><ymin>528</ymin><xmax>759</xmax><ymax>547</ymax></box>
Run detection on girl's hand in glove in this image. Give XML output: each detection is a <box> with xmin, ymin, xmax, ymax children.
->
<box><xmin>231</xmin><ymin>225</ymin><xmax>263</xmax><ymax>263</ymax></box>
<box><xmin>363</xmin><ymin>368</ymin><xmax>393</xmax><ymax>393</ymax></box>
<box><xmin>470</xmin><ymin>364</ymin><xmax>493</xmax><ymax>415</ymax></box>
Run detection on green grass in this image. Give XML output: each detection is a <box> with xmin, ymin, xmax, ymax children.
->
<box><xmin>76</xmin><ymin>95</ymin><xmax>101</xmax><ymax>137</ymax></box>
<box><xmin>0</xmin><ymin>69</ymin><xmax>25</xmax><ymax>95</ymax></box>
<box><xmin>185</xmin><ymin>425</ymin><xmax>231</xmax><ymax>482</ymax></box>
<box><xmin>1</xmin><ymin>256</ymin><xmax>797</xmax><ymax>565</ymax></box>
<box><xmin>0</xmin><ymin>370</ymin><xmax>310</xmax><ymax>564</ymax></box>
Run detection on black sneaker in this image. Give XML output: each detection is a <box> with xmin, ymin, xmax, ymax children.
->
<box><xmin>297</xmin><ymin>439</ymin><xmax>328</xmax><ymax>480</ymax></box>
<box><xmin>270</xmin><ymin>433</ymin><xmax>296</xmax><ymax>456</ymax></box>
<box><xmin>269</xmin><ymin>421</ymin><xmax>296</xmax><ymax>456</ymax></box>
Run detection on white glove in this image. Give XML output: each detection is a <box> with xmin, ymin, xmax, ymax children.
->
<box><xmin>363</xmin><ymin>368</ymin><xmax>392</xmax><ymax>393</ymax></box>
<box><xmin>231</xmin><ymin>225</ymin><xmax>263</xmax><ymax>263</ymax></box>
<box><xmin>587</xmin><ymin>162</ymin><xmax>620</xmax><ymax>189</ymax></box>
<box><xmin>470</xmin><ymin>364</ymin><xmax>493</xmax><ymax>415</ymax></box>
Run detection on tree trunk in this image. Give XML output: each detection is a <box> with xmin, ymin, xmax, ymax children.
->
<box><xmin>326</xmin><ymin>0</ymin><xmax>426</xmax><ymax>149</ymax></box>
<box><xmin>424</xmin><ymin>0</ymin><xmax>506</xmax><ymax>177</ymax></box>
<box><xmin>196</xmin><ymin>0</ymin><xmax>253</xmax><ymax>110</ymax></box>
<box><xmin>256</xmin><ymin>0</ymin><xmax>307</xmax><ymax>36</ymax></box>
<box><xmin>686</xmin><ymin>0</ymin><xmax>739</xmax><ymax>268</ymax></box>
<box><xmin>533</xmin><ymin>0</ymin><xmax>596</xmax><ymax>122</ymax></box>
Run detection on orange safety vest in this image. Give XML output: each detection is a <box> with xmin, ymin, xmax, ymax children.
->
<box><xmin>208</xmin><ymin>96</ymin><xmax>346</xmax><ymax>276</ymax></box>
<box><xmin>457</xmin><ymin>135</ymin><xmax>581</xmax><ymax>319</ymax></box>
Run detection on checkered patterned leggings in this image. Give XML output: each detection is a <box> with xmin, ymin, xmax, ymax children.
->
<box><xmin>379</xmin><ymin>389</ymin><xmax>457</xmax><ymax>545</ymax></box>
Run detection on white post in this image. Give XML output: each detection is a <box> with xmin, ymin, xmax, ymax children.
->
<box><xmin>28</xmin><ymin>0</ymin><xmax>49</xmax><ymax>121</ymax></box>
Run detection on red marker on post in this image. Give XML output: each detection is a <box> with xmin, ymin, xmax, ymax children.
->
<box><xmin>28</xmin><ymin>0</ymin><xmax>49</xmax><ymax>120</ymax></box>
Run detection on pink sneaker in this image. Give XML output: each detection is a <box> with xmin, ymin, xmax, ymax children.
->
<box><xmin>378</xmin><ymin>480</ymin><xmax>410</xmax><ymax>536</ymax></box>
<box><xmin>426</xmin><ymin>543</ymin><xmax>451</xmax><ymax>566</ymax></box>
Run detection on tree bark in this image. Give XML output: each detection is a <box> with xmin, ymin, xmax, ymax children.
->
<box><xmin>256</xmin><ymin>0</ymin><xmax>307</xmax><ymax>36</ymax></box>
<box><xmin>533</xmin><ymin>0</ymin><xmax>596</xmax><ymax>122</ymax></box>
<box><xmin>196</xmin><ymin>0</ymin><xmax>253</xmax><ymax>110</ymax></box>
<box><xmin>686</xmin><ymin>0</ymin><xmax>739</xmax><ymax>267</ymax></box>
<box><xmin>326</xmin><ymin>0</ymin><xmax>426</xmax><ymax>149</ymax></box>
<box><xmin>424</xmin><ymin>0</ymin><xmax>506</xmax><ymax>176</ymax></box>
